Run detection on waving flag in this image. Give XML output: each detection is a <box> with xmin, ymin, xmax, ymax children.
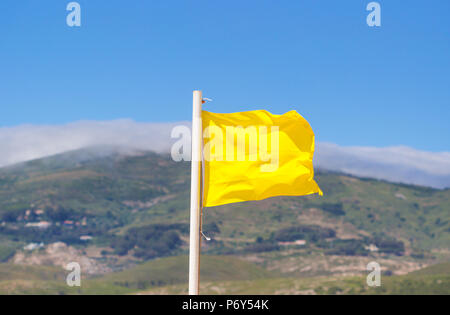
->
<box><xmin>188</xmin><ymin>91</ymin><xmax>322</xmax><ymax>295</ymax></box>
<box><xmin>202</xmin><ymin>109</ymin><xmax>322</xmax><ymax>207</ymax></box>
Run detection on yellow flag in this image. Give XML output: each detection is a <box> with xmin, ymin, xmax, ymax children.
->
<box><xmin>202</xmin><ymin>110</ymin><xmax>322</xmax><ymax>207</ymax></box>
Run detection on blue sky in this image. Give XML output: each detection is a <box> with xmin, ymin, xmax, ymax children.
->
<box><xmin>0</xmin><ymin>1</ymin><xmax>449</xmax><ymax>151</ymax></box>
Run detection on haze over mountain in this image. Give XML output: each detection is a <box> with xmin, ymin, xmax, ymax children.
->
<box><xmin>316</xmin><ymin>143</ymin><xmax>450</xmax><ymax>189</ymax></box>
<box><xmin>0</xmin><ymin>120</ymin><xmax>449</xmax><ymax>189</ymax></box>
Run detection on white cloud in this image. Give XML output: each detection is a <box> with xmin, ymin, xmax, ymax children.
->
<box><xmin>315</xmin><ymin>143</ymin><xmax>450</xmax><ymax>189</ymax></box>
<box><xmin>0</xmin><ymin>120</ymin><xmax>448</xmax><ymax>188</ymax></box>
<box><xmin>0</xmin><ymin>119</ymin><xmax>187</xmax><ymax>168</ymax></box>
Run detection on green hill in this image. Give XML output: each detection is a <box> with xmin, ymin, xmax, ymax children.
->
<box><xmin>0</xmin><ymin>148</ymin><xmax>448</xmax><ymax>250</ymax></box>
<box><xmin>0</xmin><ymin>264</ymin><xmax>69</xmax><ymax>295</ymax></box>
<box><xmin>140</xmin><ymin>275</ymin><xmax>450</xmax><ymax>295</ymax></box>
<box><xmin>1</xmin><ymin>255</ymin><xmax>447</xmax><ymax>295</ymax></box>
<box><xmin>0</xmin><ymin>255</ymin><xmax>276</xmax><ymax>295</ymax></box>
<box><xmin>140</xmin><ymin>262</ymin><xmax>450</xmax><ymax>295</ymax></box>
<box><xmin>0</xmin><ymin>148</ymin><xmax>448</xmax><ymax>294</ymax></box>
<box><xmin>93</xmin><ymin>255</ymin><xmax>276</xmax><ymax>290</ymax></box>
<box><xmin>409</xmin><ymin>262</ymin><xmax>450</xmax><ymax>276</ymax></box>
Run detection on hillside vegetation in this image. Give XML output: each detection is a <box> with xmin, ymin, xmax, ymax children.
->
<box><xmin>0</xmin><ymin>255</ymin><xmax>276</xmax><ymax>295</ymax></box>
<box><xmin>140</xmin><ymin>262</ymin><xmax>450</xmax><ymax>295</ymax></box>
<box><xmin>0</xmin><ymin>256</ymin><xmax>447</xmax><ymax>295</ymax></box>
<box><xmin>0</xmin><ymin>148</ymin><xmax>448</xmax><ymax>294</ymax></box>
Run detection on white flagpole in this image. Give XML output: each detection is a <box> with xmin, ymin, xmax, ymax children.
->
<box><xmin>189</xmin><ymin>90</ymin><xmax>202</xmax><ymax>295</ymax></box>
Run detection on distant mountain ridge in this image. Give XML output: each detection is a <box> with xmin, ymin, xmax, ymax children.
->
<box><xmin>0</xmin><ymin>148</ymin><xmax>448</xmax><ymax>252</ymax></box>
<box><xmin>0</xmin><ymin>120</ymin><xmax>449</xmax><ymax>188</ymax></box>
<box><xmin>316</xmin><ymin>143</ymin><xmax>450</xmax><ymax>189</ymax></box>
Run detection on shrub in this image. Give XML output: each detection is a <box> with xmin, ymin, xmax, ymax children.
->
<box><xmin>111</xmin><ymin>224</ymin><xmax>185</xmax><ymax>259</ymax></box>
<box><xmin>321</xmin><ymin>203</ymin><xmax>346</xmax><ymax>216</ymax></box>
<box><xmin>373</xmin><ymin>237</ymin><xmax>405</xmax><ymax>256</ymax></box>
<box><xmin>321</xmin><ymin>239</ymin><xmax>369</xmax><ymax>256</ymax></box>
<box><xmin>244</xmin><ymin>241</ymin><xmax>280</xmax><ymax>253</ymax></box>
<box><xmin>273</xmin><ymin>225</ymin><xmax>336</xmax><ymax>243</ymax></box>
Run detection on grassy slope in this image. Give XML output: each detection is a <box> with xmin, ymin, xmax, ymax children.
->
<box><xmin>0</xmin><ymin>264</ymin><xmax>69</xmax><ymax>295</ymax></box>
<box><xmin>140</xmin><ymin>262</ymin><xmax>450</xmax><ymax>295</ymax></box>
<box><xmin>410</xmin><ymin>262</ymin><xmax>450</xmax><ymax>276</ymax></box>
<box><xmin>0</xmin><ymin>257</ymin><xmax>448</xmax><ymax>295</ymax></box>
<box><xmin>0</xmin><ymin>255</ymin><xmax>276</xmax><ymax>295</ymax></box>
